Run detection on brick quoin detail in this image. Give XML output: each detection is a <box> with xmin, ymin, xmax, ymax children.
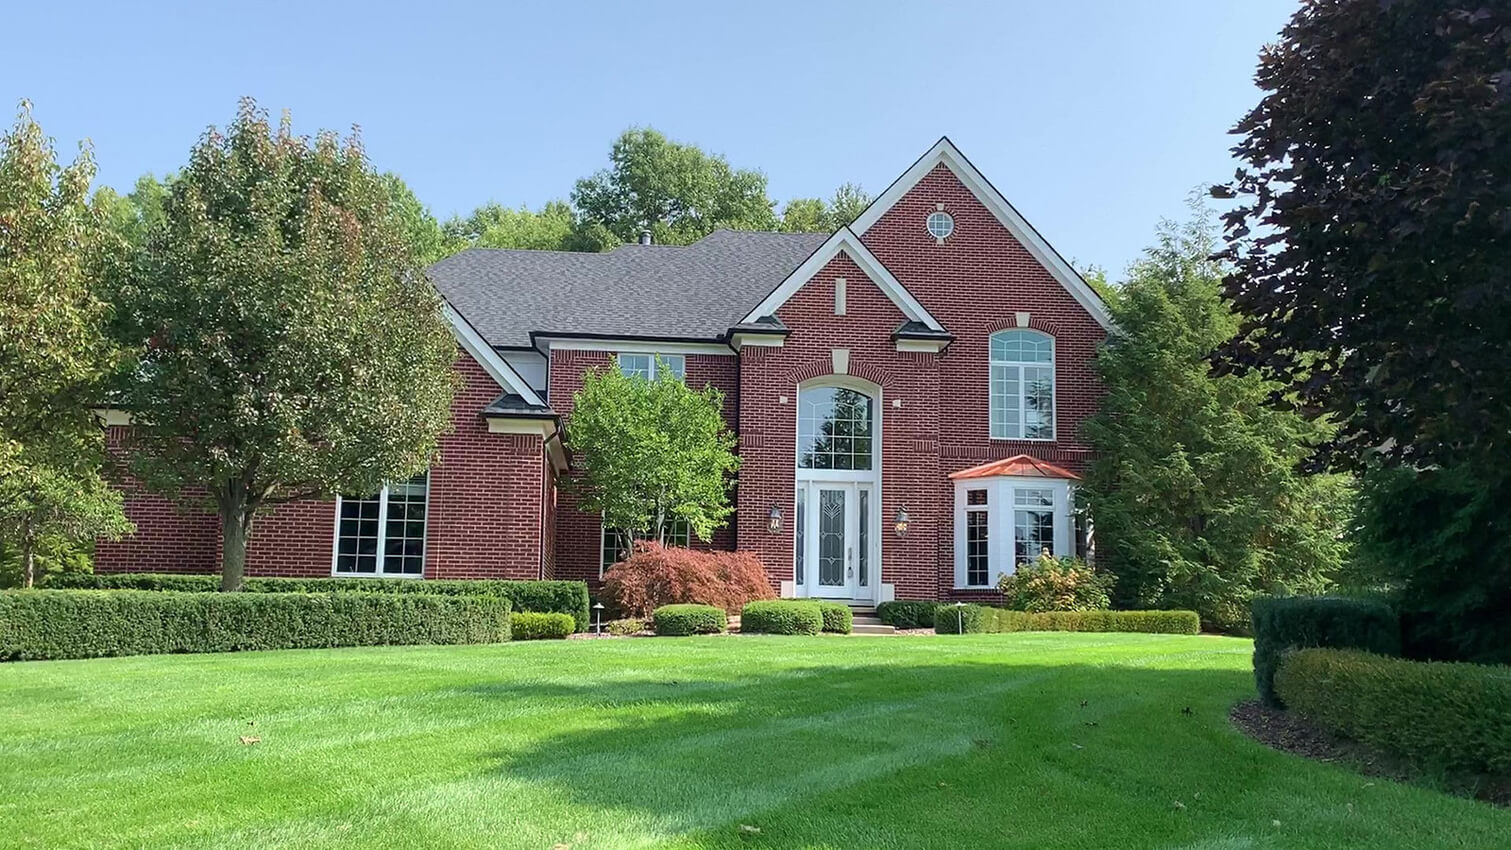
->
<box><xmin>96</xmin><ymin>350</ymin><xmax>549</xmax><ymax>581</ymax></box>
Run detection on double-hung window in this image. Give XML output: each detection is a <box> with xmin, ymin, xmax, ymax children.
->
<box><xmin>989</xmin><ymin>330</ymin><xmax>1054</xmax><ymax>440</ymax></box>
<box><xmin>616</xmin><ymin>353</ymin><xmax>685</xmax><ymax>382</ymax></box>
<box><xmin>333</xmin><ymin>472</ymin><xmax>429</xmax><ymax>577</ymax></box>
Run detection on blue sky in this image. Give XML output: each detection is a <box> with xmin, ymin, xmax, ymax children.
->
<box><xmin>8</xmin><ymin>0</ymin><xmax>1294</xmax><ymax>275</ymax></box>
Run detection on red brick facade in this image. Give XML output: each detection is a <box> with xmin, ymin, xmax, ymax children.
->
<box><xmin>96</xmin><ymin>351</ymin><xmax>553</xmax><ymax>581</ymax></box>
<box><xmin>97</xmin><ymin>143</ymin><xmax>1106</xmax><ymax>603</ymax></box>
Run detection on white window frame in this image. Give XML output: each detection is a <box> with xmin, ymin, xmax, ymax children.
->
<box><xmin>989</xmin><ymin>330</ymin><xmax>1056</xmax><ymax>441</ymax></box>
<box><xmin>952</xmin><ymin>476</ymin><xmax>1072</xmax><ymax>589</ymax></box>
<box><xmin>615</xmin><ymin>352</ymin><xmax>685</xmax><ymax>382</ymax></box>
<box><xmin>330</xmin><ymin>474</ymin><xmax>430</xmax><ymax>579</ymax></box>
<box><xmin>926</xmin><ymin>211</ymin><xmax>955</xmax><ymax>240</ymax></box>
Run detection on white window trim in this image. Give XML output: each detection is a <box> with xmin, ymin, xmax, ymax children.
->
<box><xmin>989</xmin><ymin>330</ymin><xmax>1056</xmax><ymax>442</ymax></box>
<box><xmin>952</xmin><ymin>476</ymin><xmax>1071</xmax><ymax>589</ymax></box>
<box><xmin>793</xmin><ymin>376</ymin><xmax>884</xmax><ymax>602</ymax></box>
<box><xmin>615</xmin><ymin>352</ymin><xmax>685</xmax><ymax>382</ymax></box>
<box><xmin>330</xmin><ymin>475</ymin><xmax>431</xmax><ymax>579</ymax></box>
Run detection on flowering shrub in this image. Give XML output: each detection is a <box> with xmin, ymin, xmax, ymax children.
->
<box><xmin>601</xmin><ymin>542</ymin><xmax>775</xmax><ymax>617</ymax></box>
<box><xmin>996</xmin><ymin>553</ymin><xmax>1115</xmax><ymax>612</ymax></box>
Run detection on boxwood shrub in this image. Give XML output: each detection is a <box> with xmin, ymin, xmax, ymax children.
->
<box><xmin>46</xmin><ymin>573</ymin><xmax>590</xmax><ymax>632</ymax></box>
<box><xmin>1251</xmin><ymin>596</ymin><xmax>1401</xmax><ymax>707</ymax></box>
<box><xmin>876</xmin><ymin>600</ymin><xmax>941</xmax><ymax>630</ymax></box>
<box><xmin>740</xmin><ymin>600</ymin><xmax>822</xmax><ymax>635</ymax></box>
<box><xmin>1275</xmin><ymin>648</ymin><xmax>1511</xmax><ymax>775</ymax></box>
<box><xmin>814</xmin><ymin>601</ymin><xmax>853</xmax><ymax>634</ymax></box>
<box><xmin>510</xmin><ymin>611</ymin><xmax>575</xmax><ymax>640</ymax></box>
<box><xmin>0</xmin><ymin>590</ymin><xmax>511</xmax><ymax>661</ymax></box>
<box><xmin>935</xmin><ymin>605</ymin><xmax>1200</xmax><ymax>636</ymax></box>
<box><xmin>652</xmin><ymin>604</ymin><xmax>728</xmax><ymax>636</ymax></box>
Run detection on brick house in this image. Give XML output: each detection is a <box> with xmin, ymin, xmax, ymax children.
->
<box><xmin>96</xmin><ymin>138</ymin><xmax>1111</xmax><ymax>604</ymax></box>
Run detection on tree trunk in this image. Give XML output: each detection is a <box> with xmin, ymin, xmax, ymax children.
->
<box><xmin>20</xmin><ymin>518</ymin><xmax>36</xmax><ymax>589</ymax></box>
<box><xmin>217</xmin><ymin>486</ymin><xmax>256</xmax><ymax>592</ymax></box>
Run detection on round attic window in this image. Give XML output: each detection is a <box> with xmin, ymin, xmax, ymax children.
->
<box><xmin>926</xmin><ymin>211</ymin><xmax>954</xmax><ymax>240</ymax></box>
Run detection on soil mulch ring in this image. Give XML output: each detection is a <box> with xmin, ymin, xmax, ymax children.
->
<box><xmin>1230</xmin><ymin>699</ymin><xmax>1510</xmax><ymax>808</ymax></box>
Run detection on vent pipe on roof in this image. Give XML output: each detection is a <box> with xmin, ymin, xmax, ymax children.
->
<box><xmin>638</xmin><ymin>230</ymin><xmax>652</xmax><ymax>246</ymax></box>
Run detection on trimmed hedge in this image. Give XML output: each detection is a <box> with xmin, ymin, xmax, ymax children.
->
<box><xmin>935</xmin><ymin>604</ymin><xmax>1201</xmax><ymax>636</ymax></box>
<box><xmin>0</xmin><ymin>590</ymin><xmax>511</xmax><ymax>661</ymax></box>
<box><xmin>740</xmin><ymin>600</ymin><xmax>822</xmax><ymax>635</ymax></box>
<box><xmin>1251</xmin><ymin>596</ymin><xmax>1401</xmax><ymax>707</ymax></box>
<box><xmin>511</xmin><ymin>612</ymin><xmax>575</xmax><ymax>640</ymax></box>
<box><xmin>814</xmin><ymin>601</ymin><xmax>853</xmax><ymax>634</ymax></box>
<box><xmin>47</xmin><ymin>573</ymin><xmax>590</xmax><ymax>632</ymax></box>
<box><xmin>876</xmin><ymin>600</ymin><xmax>941</xmax><ymax>630</ymax></box>
<box><xmin>652</xmin><ymin>604</ymin><xmax>728</xmax><ymax>636</ymax></box>
<box><xmin>1275</xmin><ymin>648</ymin><xmax>1511</xmax><ymax>775</ymax></box>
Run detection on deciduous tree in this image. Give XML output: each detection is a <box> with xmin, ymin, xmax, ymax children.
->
<box><xmin>0</xmin><ymin>100</ymin><xmax>130</xmax><ymax>586</ymax></box>
<box><xmin>567</xmin><ymin>359</ymin><xmax>739</xmax><ymax>551</ymax></box>
<box><xmin>114</xmin><ymin>99</ymin><xmax>458</xmax><ymax>590</ymax></box>
<box><xmin>571</xmin><ymin>128</ymin><xmax>776</xmax><ymax>245</ymax></box>
<box><xmin>1211</xmin><ymin>1</ymin><xmax>1511</xmax><ymax>477</ymax></box>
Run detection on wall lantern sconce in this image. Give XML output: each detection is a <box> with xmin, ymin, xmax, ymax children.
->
<box><xmin>894</xmin><ymin>507</ymin><xmax>910</xmax><ymax>537</ymax></box>
<box><xmin>768</xmin><ymin>505</ymin><xmax>784</xmax><ymax>534</ymax></box>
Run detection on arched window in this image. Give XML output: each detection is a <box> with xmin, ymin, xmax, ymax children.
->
<box><xmin>989</xmin><ymin>330</ymin><xmax>1054</xmax><ymax>440</ymax></box>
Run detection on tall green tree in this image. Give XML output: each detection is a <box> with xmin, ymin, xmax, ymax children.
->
<box><xmin>779</xmin><ymin>182</ymin><xmax>873</xmax><ymax>233</ymax></box>
<box><xmin>95</xmin><ymin>173</ymin><xmax>170</xmax><ymax>250</ymax></box>
<box><xmin>568</xmin><ymin>359</ymin><xmax>740</xmax><ymax>550</ymax></box>
<box><xmin>379</xmin><ymin>172</ymin><xmax>451</xmax><ymax>264</ymax></box>
<box><xmin>1211</xmin><ymin>1</ymin><xmax>1511</xmax><ymax>478</ymax></box>
<box><xmin>1082</xmin><ymin>204</ymin><xmax>1352</xmax><ymax>631</ymax></box>
<box><xmin>0</xmin><ymin>100</ymin><xmax>130</xmax><ymax>586</ymax></box>
<box><xmin>571</xmin><ymin>128</ymin><xmax>776</xmax><ymax>245</ymax></box>
<box><xmin>442</xmin><ymin>199</ymin><xmax>613</xmax><ymax>253</ymax></box>
<box><xmin>114</xmin><ymin>99</ymin><xmax>458</xmax><ymax>590</ymax></box>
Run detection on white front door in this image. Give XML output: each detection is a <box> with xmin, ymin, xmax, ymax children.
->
<box><xmin>798</xmin><ymin>482</ymin><xmax>874</xmax><ymax>600</ymax></box>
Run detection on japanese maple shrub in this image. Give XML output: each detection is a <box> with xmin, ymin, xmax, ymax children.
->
<box><xmin>601</xmin><ymin>542</ymin><xmax>774</xmax><ymax>618</ymax></box>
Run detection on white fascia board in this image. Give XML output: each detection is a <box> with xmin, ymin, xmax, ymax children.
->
<box><xmin>443</xmin><ymin>303</ymin><xmax>546</xmax><ymax>407</ymax></box>
<box><xmin>850</xmin><ymin>138</ymin><xmax>1114</xmax><ymax>331</ymax></box>
<box><xmin>541</xmin><ymin>337</ymin><xmax>736</xmax><ymax>356</ymax></box>
<box><xmin>730</xmin><ymin>333</ymin><xmax>785</xmax><ymax>349</ymax></box>
<box><xmin>739</xmin><ymin>227</ymin><xmax>946</xmax><ymax>331</ymax></box>
<box><xmin>895</xmin><ymin>338</ymin><xmax>948</xmax><ymax>353</ymax></box>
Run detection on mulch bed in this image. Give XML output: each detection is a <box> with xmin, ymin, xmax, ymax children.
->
<box><xmin>1230</xmin><ymin>699</ymin><xmax>1510</xmax><ymax>808</ymax></box>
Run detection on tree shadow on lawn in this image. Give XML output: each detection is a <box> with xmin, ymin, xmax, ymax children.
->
<box><xmin>454</xmin><ymin>646</ymin><xmax>1508</xmax><ymax>849</ymax></box>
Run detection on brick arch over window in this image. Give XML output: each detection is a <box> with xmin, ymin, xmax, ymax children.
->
<box><xmin>984</xmin><ymin>315</ymin><xmax>1064</xmax><ymax>338</ymax></box>
<box><xmin>785</xmin><ymin>357</ymin><xmax>896</xmax><ymax>390</ymax></box>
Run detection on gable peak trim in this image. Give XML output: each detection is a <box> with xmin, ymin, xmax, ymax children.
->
<box><xmin>850</xmin><ymin>137</ymin><xmax>1113</xmax><ymax>331</ymax></box>
<box><xmin>443</xmin><ymin>301</ymin><xmax>546</xmax><ymax>407</ymax></box>
<box><xmin>738</xmin><ymin>226</ymin><xmax>945</xmax><ymax>332</ymax></box>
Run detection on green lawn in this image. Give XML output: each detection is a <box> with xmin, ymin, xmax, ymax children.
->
<box><xmin>1</xmin><ymin>634</ymin><xmax>1504</xmax><ymax>849</ymax></box>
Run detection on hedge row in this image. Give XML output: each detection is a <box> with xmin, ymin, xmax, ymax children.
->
<box><xmin>511</xmin><ymin>612</ymin><xmax>575</xmax><ymax>640</ymax></box>
<box><xmin>652</xmin><ymin>604</ymin><xmax>728</xmax><ymax>636</ymax></box>
<box><xmin>1250</xmin><ymin>596</ymin><xmax>1401</xmax><ymax>707</ymax></box>
<box><xmin>0</xmin><ymin>590</ymin><xmax>511</xmax><ymax>661</ymax></box>
<box><xmin>876</xmin><ymin>600</ymin><xmax>941</xmax><ymax>629</ymax></box>
<box><xmin>741</xmin><ymin>601</ymin><xmax>822</xmax><ymax>635</ymax></box>
<box><xmin>47</xmin><ymin>573</ymin><xmax>590</xmax><ymax>632</ymax></box>
<box><xmin>933</xmin><ymin>605</ymin><xmax>1200</xmax><ymax>635</ymax></box>
<box><xmin>1275</xmin><ymin>648</ymin><xmax>1511</xmax><ymax>776</ymax></box>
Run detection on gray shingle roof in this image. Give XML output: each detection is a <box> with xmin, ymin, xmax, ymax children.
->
<box><xmin>427</xmin><ymin>229</ymin><xmax>830</xmax><ymax>348</ymax></box>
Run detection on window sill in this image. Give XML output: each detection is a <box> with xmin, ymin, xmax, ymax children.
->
<box><xmin>987</xmin><ymin>436</ymin><xmax>1056</xmax><ymax>443</ymax></box>
<box><xmin>330</xmin><ymin>571</ymin><xmax>425</xmax><ymax>579</ymax></box>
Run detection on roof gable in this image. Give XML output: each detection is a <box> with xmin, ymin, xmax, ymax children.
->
<box><xmin>442</xmin><ymin>302</ymin><xmax>547</xmax><ymax>407</ymax></box>
<box><xmin>738</xmin><ymin>227</ymin><xmax>946</xmax><ymax>332</ymax></box>
<box><xmin>851</xmin><ymin>138</ymin><xmax>1113</xmax><ymax>330</ymax></box>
